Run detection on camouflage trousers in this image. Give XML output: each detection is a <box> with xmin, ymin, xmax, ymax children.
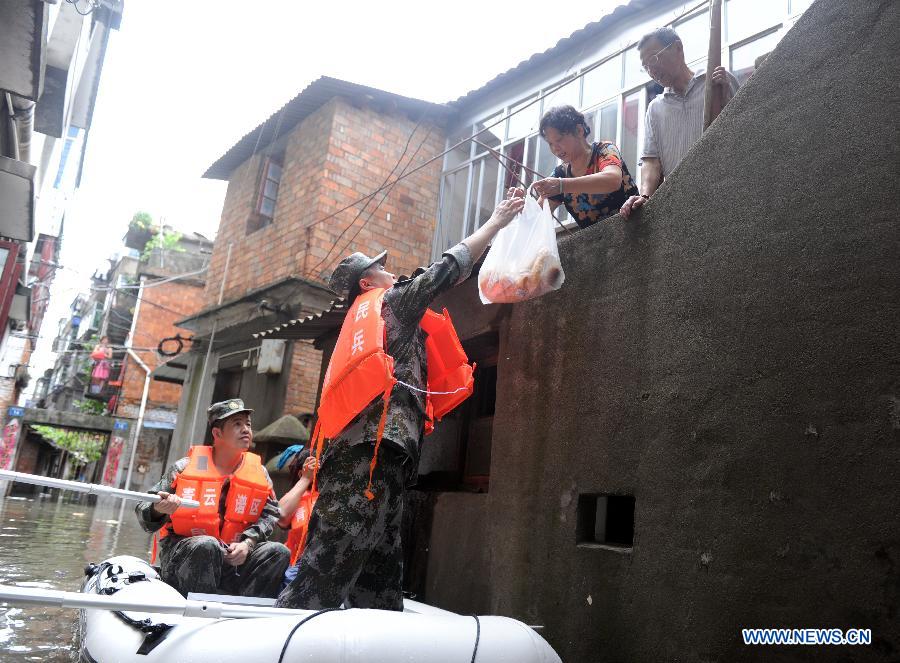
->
<box><xmin>159</xmin><ymin>535</ymin><xmax>290</xmax><ymax>599</ymax></box>
<box><xmin>275</xmin><ymin>442</ymin><xmax>407</xmax><ymax>610</ymax></box>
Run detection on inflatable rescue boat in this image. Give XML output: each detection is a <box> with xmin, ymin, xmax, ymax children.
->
<box><xmin>77</xmin><ymin>555</ymin><xmax>561</xmax><ymax>663</ymax></box>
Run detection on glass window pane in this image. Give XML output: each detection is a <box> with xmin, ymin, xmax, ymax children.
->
<box><xmin>598</xmin><ymin>102</ymin><xmax>618</xmax><ymax>143</ymax></box>
<box><xmin>0</xmin><ymin>248</ymin><xmax>8</xmax><ymax>274</ymax></box>
<box><xmin>623</xmin><ymin>46</ymin><xmax>648</xmax><ymax>90</ymax></box>
<box><xmin>726</xmin><ymin>0</ymin><xmax>785</xmax><ymax>42</ymax></box>
<box><xmin>524</xmin><ymin>135</ymin><xmax>539</xmax><ymax>188</ymax></box>
<box><xmin>467</xmin><ymin>160</ymin><xmax>482</xmax><ymax>234</ymax></box>
<box><xmin>582</xmin><ymin>55</ymin><xmax>622</xmax><ymax>108</ymax></box>
<box><xmin>583</xmin><ymin>111</ymin><xmax>596</xmax><ymax>142</ymax></box>
<box><xmin>267</xmin><ymin>161</ymin><xmax>282</xmax><ymax>182</ymax></box>
<box><xmin>674</xmin><ymin>10</ymin><xmax>710</xmax><ymax>65</ymax></box>
<box><xmin>436</xmin><ymin>168</ymin><xmax>469</xmax><ymax>253</ymax></box>
<box><xmin>502</xmin><ymin>140</ymin><xmax>526</xmax><ymax>191</ymax></box>
<box><xmin>477</xmin><ymin>158</ymin><xmax>500</xmax><ymax>228</ymax></box>
<box><xmin>260</xmin><ymin>197</ymin><xmax>275</xmax><ymax>218</ymax></box>
<box><xmin>536</xmin><ymin>137</ymin><xmax>558</xmax><ymax>180</ymax></box>
<box><xmin>731</xmin><ymin>30</ymin><xmax>781</xmax><ymax>85</ymax></box>
<box><xmin>507</xmin><ymin>96</ymin><xmax>539</xmax><ymax>142</ymax></box>
<box><xmin>445</xmin><ymin>127</ymin><xmax>473</xmax><ymax>169</ymax></box>
<box><xmin>264</xmin><ymin>179</ymin><xmax>279</xmax><ymax>199</ymax></box>
<box><xmin>621</xmin><ymin>91</ymin><xmax>641</xmax><ymax>189</ymax></box>
<box><xmin>542</xmin><ymin>77</ymin><xmax>580</xmax><ymax>113</ymax></box>
<box><xmin>473</xmin><ymin>113</ymin><xmax>504</xmax><ymax>155</ymax></box>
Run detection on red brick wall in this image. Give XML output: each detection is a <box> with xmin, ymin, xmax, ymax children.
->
<box><xmin>302</xmin><ymin>98</ymin><xmax>445</xmax><ymax>282</ymax></box>
<box><xmin>204</xmin><ymin>97</ymin><xmax>446</xmax><ymax>305</ymax></box>
<box><xmin>117</xmin><ymin>280</ymin><xmax>206</xmax><ymax>410</ymax></box>
<box><xmin>283</xmin><ymin>340</ymin><xmax>321</xmax><ymax>415</ymax></box>
<box><xmin>202</xmin><ymin>101</ymin><xmax>334</xmax><ymax>306</ymax></box>
<box><xmin>203</xmin><ymin>95</ymin><xmax>446</xmax><ymax>416</ymax></box>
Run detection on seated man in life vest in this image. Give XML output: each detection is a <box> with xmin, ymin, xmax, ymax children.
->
<box><xmin>275</xmin><ymin>195</ymin><xmax>525</xmax><ymax>611</ymax></box>
<box><xmin>276</xmin><ymin>448</ymin><xmax>319</xmax><ymax>589</ymax></box>
<box><xmin>135</xmin><ymin>399</ymin><xmax>290</xmax><ymax>598</ymax></box>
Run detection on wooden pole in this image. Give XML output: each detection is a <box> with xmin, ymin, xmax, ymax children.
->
<box><xmin>703</xmin><ymin>0</ymin><xmax>724</xmax><ymax>130</ymax></box>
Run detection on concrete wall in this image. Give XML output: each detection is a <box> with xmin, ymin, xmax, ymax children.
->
<box><xmin>424</xmin><ymin>492</ymin><xmax>491</xmax><ymax>615</ymax></box>
<box><xmin>127</xmin><ymin>426</ymin><xmax>173</xmax><ymax>493</ymax></box>
<box><xmin>419</xmin><ymin>1</ymin><xmax>900</xmax><ymax>661</ymax></box>
<box><xmin>167</xmin><ymin>351</ymin><xmax>216</xmax><ymax>463</ymax></box>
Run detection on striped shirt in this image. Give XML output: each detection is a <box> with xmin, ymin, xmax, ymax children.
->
<box><xmin>642</xmin><ymin>70</ymin><xmax>740</xmax><ymax>178</ymax></box>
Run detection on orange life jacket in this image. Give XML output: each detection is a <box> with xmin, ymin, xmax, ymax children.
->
<box><xmin>311</xmin><ymin>288</ymin><xmax>474</xmax><ymax>499</ymax></box>
<box><xmin>157</xmin><ymin>446</ymin><xmax>270</xmax><ymax>551</ymax></box>
<box><xmin>220</xmin><ymin>452</ymin><xmax>272</xmax><ymax>544</ymax></box>
<box><xmin>420</xmin><ymin>306</ymin><xmax>475</xmax><ymax>432</ymax></box>
<box><xmin>286</xmin><ymin>489</ymin><xmax>319</xmax><ymax>566</ymax></box>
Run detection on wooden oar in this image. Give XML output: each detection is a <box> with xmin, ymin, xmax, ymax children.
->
<box><xmin>0</xmin><ymin>583</ymin><xmax>313</xmax><ymax>619</ymax></box>
<box><xmin>0</xmin><ymin>469</ymin><xmax>199</xmax><ymax>508</ymax></box>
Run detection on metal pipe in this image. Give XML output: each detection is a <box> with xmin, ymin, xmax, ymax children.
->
<box><xmin>187</xmin><ymin>244</ymin><xmax>232</xmax><ymax>444</ymax></box>
<box><xmin>3</xmin><ymin>93</ymin><xmax>20</xmax><ymax>160</ymax></box>
<box><xmin>703</xmin><ymin>0</ymin><xmax>724</xmax><ymax>130</ymax></box>
<box><xmin>0</xmin><ymin>469</ymin><xmax>199</xmax><ymax>507</ymax></box>
<box><xmin>9</xmin><ymin>94</ymin><xmax>35</xmax><ymax>163</ymax></box>
<box><xmin>121</xmin><ymin>277</ymin><xmax>150</xmax><ymax>493</ymax></box>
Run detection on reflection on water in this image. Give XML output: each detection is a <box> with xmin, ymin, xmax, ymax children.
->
<box><xmin>0</xmin><ymin>490</ymin><xmax>152</xmax><ymax>661</ymax></box>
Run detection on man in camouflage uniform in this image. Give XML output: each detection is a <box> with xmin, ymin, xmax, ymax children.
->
<box><xmin>276</xmin><ymin>195</ymin><xmax>525</xmax><ymax>610</ymax></box>
<box><xmin>135</xmin><ymin>399</ymin><xmax>290</xmax><ymax>598</ymax></box>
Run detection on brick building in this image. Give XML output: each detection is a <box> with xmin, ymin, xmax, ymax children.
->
<box><xmin>28</xmin><ymin>229</ymin><xmax>212</xmax><ymax>491</ymax></box>
<box><xmin>248</xmin><ymin>0</ymin><xmax>899</xmax><ymax>660</ymax></box>
<box><xmin>171</xmin><ymin>79</ymin><xmax>450</xmax><ymax>462</ymax></box>
<box><xmin>110</xmin><ymin>235</ymin><xmax>212</xmax><ymax>492</ymax></box>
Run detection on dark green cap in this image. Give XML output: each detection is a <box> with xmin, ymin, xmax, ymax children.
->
<box><xmin>328</xmin><ymin>250</ymin><xmax>387</xmax><ymax>299</ymax></box>
<box><xmin>207</xmin><ymin>398</ymin><xmax>253</xmax><ymax>423</ymax></box>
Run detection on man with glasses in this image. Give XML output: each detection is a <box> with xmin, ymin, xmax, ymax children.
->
<box><xmin>620</xmin><ymin>26</ymin><xmax>740</xmax><ymax>219</ymax></box>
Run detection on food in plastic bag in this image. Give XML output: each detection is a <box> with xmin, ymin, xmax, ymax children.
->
<box><xmin>478</xmin><ymin>192</ymin><xmax>565</xmax><ymax>304</ymax></box>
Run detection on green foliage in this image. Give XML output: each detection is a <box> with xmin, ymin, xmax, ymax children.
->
<box><xmin>32</xmin><ymin>425</ymin><xmax>106</xmax><ymax>464</ymax></box>
<box><xmin>129</xmin><ymin>211</ymin><xmax>154</xmax><ymax>232</ymax></box>
<box><xmin>73</xmin><ymin>399</ymin><xmax>106</xmax><ymax>416</ymax></box>
<box><xmin>141</xmin><ymin>228</ymin><xmax>184</xmax><ymax>261</ymax></box>
<box><xmin>76</xmin><ymin>356</ymin><xmax>93</xmax><ymax>381</ymax></box>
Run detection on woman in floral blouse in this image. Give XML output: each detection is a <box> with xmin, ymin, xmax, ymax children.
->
<box><xmin>511</xmin><ymin>105</ymin><xmax>638</xmax><ymax>229</ymax></box>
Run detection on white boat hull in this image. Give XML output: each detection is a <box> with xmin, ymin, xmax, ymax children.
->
<box><xmin>79</xmin><ymin>556</ymin><xmax>561</xmax><ymax>663</ymax></box>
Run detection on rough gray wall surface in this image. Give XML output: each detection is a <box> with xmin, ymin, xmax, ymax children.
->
<box><xmin>483</xmin><ymin>0</ymin><xmax>899</xmax><ymax>661</ymax></box>
<box><xmin>424</xmin><ymin>492</ymin><xmax>491</xmax><ymax>614</ymax></box>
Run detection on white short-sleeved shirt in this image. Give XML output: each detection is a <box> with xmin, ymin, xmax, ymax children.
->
<box><xmin>642</xmin><ymin>69</ymin><xmax>740</xmax><ymax>178</ymax></box>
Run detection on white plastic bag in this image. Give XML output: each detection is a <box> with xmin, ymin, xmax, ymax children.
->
<box><xmin>478</xmin><ymin>191</ymin><xmax>565</xmax><ymax>304</ymax></box>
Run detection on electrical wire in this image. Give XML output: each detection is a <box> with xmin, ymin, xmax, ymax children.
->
<box><xmin>289</xmin><ymin>0</ymin><xmax>709</xmax><ymax>277</ymax></box>
<box><xmin>304</xmin><ymin>119</ymin><xmax>431</xmax><ymax>279</ymax></box>
<box><xmin>304</xmin><ymin>118</ymin><xmax>426</xmax><ymax>278</ymax></box>
<box><xmin>88</xmin><ymin>266</ymin><xmax>208</xmax><ymax>292</ymax></box>
<box><xmin>314</xmin><ymin>123</ymin><xmax>435</xmax><ymax>279</ymax></box>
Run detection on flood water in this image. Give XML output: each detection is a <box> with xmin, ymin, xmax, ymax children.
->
<box><xmin>0</xmin><ymin>490</ymin><xmax>152</xmax><ymax>661</ymax></box>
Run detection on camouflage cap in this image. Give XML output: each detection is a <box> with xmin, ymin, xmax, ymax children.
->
<box><xmin>207</xmin><ymin>398</ymin><xmax>253</xmax><ymax>423</ymax></box>
<box><xmin>328</xmin><ymin>250</ymin><xmax>388</xmax><ymax>298</ymax></box>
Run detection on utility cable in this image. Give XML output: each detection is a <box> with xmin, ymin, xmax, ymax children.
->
<box><xmin>291</xmin><ymin>0</ymin><xmax>708</xmax><ymax>276</ymax></box>
<box><xmin>305</xmin><ymin>121</ymin><xmax>434</xmax><ymax>280</ymax></box>
<box><xmin>303</xmin><ymin>117</ymin><xmax>427</xmax><ymax>279</ymax></box>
